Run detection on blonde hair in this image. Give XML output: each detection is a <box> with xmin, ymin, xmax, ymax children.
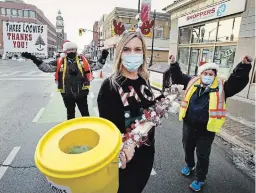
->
<box><xmin>110</xmin><ymin>31</ymin><xmax>149</xmax><ymax>90</ymax></box>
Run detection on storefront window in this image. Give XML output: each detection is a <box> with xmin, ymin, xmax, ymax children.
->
<box><xmin>155</xmin><ymin>27</ymin><xmax>164</xmax><ymax>38</ymax></box>
<box><xmin>177</xmin><ymin>47</ymin><xmax>190</xmax><ymax>73</ymax></box>
<box><xmin>18</xmin><ymin>10</ymin><xmax>23</xmax><ymax>17</ymax></box>
<box><xmin>24</xmin><ymin>10</ymin><xmax>29</xmax><ymax>17</ymax></box>
<box><xmin>179</xmin><ymin>27</ymin><xmax>192</xmax><ymax>44</ymax></box>
<box><xmin>1</xmin><ymin>8</ymin><xmax>5</xmax><ymax>16</ymax></box>
<box><xmin>213</xmin><ymin>45</ymin><xmax>236</xmax><ymax>79</ymax></box>
<box><xmin>12</xmin><ymin>9</ymin><xmax>17</xmax><ymax>17</ymax></box>
<box><xmin>191</xmin><ymin>22</ymin><xmax>218</xmax><ymax>43</ymax></box>
<box><xmin>29</xmin><ymin>11</ymin><xmax>36</xmax><ymax>18</ymax></box>
<box><xmin>6</xmin><ymin>8</ymin><xmax>11</xmax><ymax>16</ymax></box>
<box><xmin>217</xmin><ymin>17</ymin><xmax>241</xmax><ymax>42</ymax></box>
<box><xmin>189</xmin><ymin>48</ymin><xmax>200</xmax><ymax>76</ymax></box>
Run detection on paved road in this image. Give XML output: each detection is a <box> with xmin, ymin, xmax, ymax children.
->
<box><xmin>0</xmin><ymin>59</ymin><xmax>254</xmax><ymax>193</ymax></box>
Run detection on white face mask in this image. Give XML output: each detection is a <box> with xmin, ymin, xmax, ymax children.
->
<box><xmin>121</xmin><ymin>53</ymin><xmax>143</xmax><ymax>72</ymax></box>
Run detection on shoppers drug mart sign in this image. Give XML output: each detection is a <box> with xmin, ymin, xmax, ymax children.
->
<box><xmin>3</xmin><ymin>21</ymin><xmax>48</xmax><ymax>57</ymax></box>
<box><xmin>178</xmin><ymin>0</ymin><xmax>246</xmax><ymax>27</ymax></box>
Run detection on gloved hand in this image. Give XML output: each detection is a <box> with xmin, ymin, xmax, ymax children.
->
<box><xmin>21</xmin><ymin>52</ymin><xmax>42</xmax><ymax>66</ymax></box>
<box><xmin>21</xmin><ymin>52</ymin><xmax>33</xmax><ymax>59</ymax></box>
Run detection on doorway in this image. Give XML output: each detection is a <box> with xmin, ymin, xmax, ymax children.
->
<box><xmin>189</xmin><ymin>47</ymin><xmax>214</xmax><ymax>76</ymax></box>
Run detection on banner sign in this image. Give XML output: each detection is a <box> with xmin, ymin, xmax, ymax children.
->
<box><xmin>141</xmin><ymin>0</ymin><xmax>151</xmax><ymax>22</ymax></box>
<box><xmin>178</xmin><ymin>0</ymin><xmax>246</xmax><ymax>27</ymax></box>
<box><xmin>3</xmin><ymin>22</ymin><xmax>48</xmax><ymax>57</ymax></box>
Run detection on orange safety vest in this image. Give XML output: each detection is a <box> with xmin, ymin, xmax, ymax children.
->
<box><xmin>55</xmin><ymin>55</ymin><xmax>93</xmax><ymax>93</ymax></box>
<box><xmin>179</xmin><ymin>76</ymin><xmax>226</xmax><ymax>133</ymax></box>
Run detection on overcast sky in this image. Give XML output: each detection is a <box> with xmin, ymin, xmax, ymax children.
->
<box><xmin>24</xmin><ymin>0</ymin><xmax>173</xmax><ymax>50</ymax></box>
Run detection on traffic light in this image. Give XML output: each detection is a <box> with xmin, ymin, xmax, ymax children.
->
<box><xmin>79</xmin><ymin>28</ymin><xmax>82</xmax><ymax>36</ymax></box>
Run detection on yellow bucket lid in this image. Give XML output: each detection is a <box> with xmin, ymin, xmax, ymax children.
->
<box><xmin>35</xmin><ymin>117</ymin><xmax>122</xmax><ymax>179</ymax></box>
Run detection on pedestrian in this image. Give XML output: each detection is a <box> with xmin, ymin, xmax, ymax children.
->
<box><xmin>21</xmin><ymin>40</ymin><xmax>105</xmax><ymax>120</ymax></box>
<box><xmin>97</xmin><ymin>32</ymin><xmax>160</xmax><ymax>193</ymax></box>
<box><xmin>169</xmin><ymin>54</ymin><xmax>253</xmax><ymax>191</ymax></box>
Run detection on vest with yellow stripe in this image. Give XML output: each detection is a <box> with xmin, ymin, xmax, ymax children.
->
<box><xmin>179</xmin><ymin>76</ymin><xmax>226</xmax><ymax>133</ymax></box>
<box><xmin>55</xmin><ymin>56</ymin><xmax>93</xmax><ymax>93</ymax></box>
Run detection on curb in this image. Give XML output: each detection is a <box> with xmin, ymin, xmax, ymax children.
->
<box><xmin>217</xmin><ymin>129</ymin><xmax>255</xmax><ymax>154</ymax></box>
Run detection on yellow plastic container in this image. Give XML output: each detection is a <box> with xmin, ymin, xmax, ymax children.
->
<box><xmin>35</xmin><ymin>117</ymin><xmax>122</xmax><ymax>193</ymax></box>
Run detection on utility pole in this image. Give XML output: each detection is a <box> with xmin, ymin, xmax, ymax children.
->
<box><xmin>150</xmin><ymin>9</ymin><xmax>156</xmax><ymax>67</ymax></box>
<box><xmin>138</xmin><ymin>0</ymin><xmax>141</xmax><ymax>13</ymax></box>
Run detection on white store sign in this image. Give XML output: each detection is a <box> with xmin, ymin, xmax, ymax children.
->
<box><xmin>178</xmin><ymin>0</ymin><xmax>246</xmax><ymax>27</ymax></box>
<box><xmin>3</xmin><ymin>21</ymin><xmax>48</xmax><ymax>57</ymax></box>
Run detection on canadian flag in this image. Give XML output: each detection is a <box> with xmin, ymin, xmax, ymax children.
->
<box><xmin>141</xmin><ymin>0</ymin><xmax>151</xmax><ymax>23</ymax></box>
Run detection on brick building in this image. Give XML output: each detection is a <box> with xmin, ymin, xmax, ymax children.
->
<box><xmin>0</xmin><ymin>1</ymin><xmax>57</xmax><ymax>57</ymax></box>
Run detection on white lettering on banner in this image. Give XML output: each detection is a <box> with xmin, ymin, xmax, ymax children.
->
<box><xmin>3</xmin><ymin>22</ymin><xmax>48</xmax><ymax>57</ymax></box>
<box><xmin>46</xmin><ymin>178</ymin><xmax>72</xmax><ymax>193</ymax></box>
<box><xmin>178</xmin><ymin>0</ymin><xmax>246</xmax><ymax>27</ymax></box>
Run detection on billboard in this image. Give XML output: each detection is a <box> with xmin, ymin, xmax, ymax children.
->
<box><xmin>3</xmin><ymin>22</ymin><xmax>48</xmax><ymax>57</ymax></box>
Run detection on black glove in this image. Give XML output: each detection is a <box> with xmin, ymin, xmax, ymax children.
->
<box><xmin>21</xmin><ymin>52</ymin><xmax>42</xmax><ymax>66</ymax></box>
<box><xmin>21</xmin><ymin>52</ymin><xmax>33</xmax><ymax>59</ymax></box>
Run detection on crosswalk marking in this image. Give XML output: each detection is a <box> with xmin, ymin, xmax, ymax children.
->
<box><xmin>0</xmin><ymin>71</ymin><xmax>54</xmax><ymax>80</ymax></box>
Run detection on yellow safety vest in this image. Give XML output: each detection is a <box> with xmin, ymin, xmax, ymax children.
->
<box><xmin>179</xmin><ymin>76</ymin><xmax>226</xmax><ymax>133</ymax></box>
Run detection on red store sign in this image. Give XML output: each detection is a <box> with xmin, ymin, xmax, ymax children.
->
<box><xmin>178</xmin><ymin>0</ymin><xmax>246</xmax><ymax>27</ymax></box>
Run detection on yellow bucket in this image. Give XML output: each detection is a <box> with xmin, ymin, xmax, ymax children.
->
<box><xmin>35</xmin><ymin>117</ymin><xmax>122</xmax><ymax>193</ymax></box>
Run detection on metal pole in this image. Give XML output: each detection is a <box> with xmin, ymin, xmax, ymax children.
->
<box><xmin>150</xmin><ymin>10</ymin><xmax>156</xmax><ymax>67</ymax></box>
<box><xmin>138</xmin><ymin>0</ymin><xmax>141</xmax><ymax>13</ymax></box>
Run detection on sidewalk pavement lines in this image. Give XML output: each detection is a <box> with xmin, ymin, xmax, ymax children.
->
<box><xmin>226</xmin><ymin>113</ymin><xmax>255</xmax><ymax>129</ymax></box>
<box><xmin>151</xmin><ymin>168</ymin><xmax>157</xmax><ymax>176</ymax></box>
<box><xmin>32</xmin><ymin>107</ymin><xmax>45</xmax><ymax>122</ymax></box>
<box><xmin>0</xmin><ymin>71</ymin><xmax>23</xmax><ymax>77</ymax></box>
<box><xmin>0</xmin><ymin>78</ymin><xmax>52</xmax><ymax>81</ymax></box>
<box><xmin>0</xmin><ymin>146</ymin><xmax>21</xmax><ymax>180</ymax></box>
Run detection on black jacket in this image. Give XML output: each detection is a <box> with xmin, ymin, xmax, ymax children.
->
<box><xmin>168</xmin><ymin>62</ymin><xmax>252</xmax><ymax>125</ymax></box>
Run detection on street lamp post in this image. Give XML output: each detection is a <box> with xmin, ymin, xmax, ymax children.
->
<box><xmin>138</xmin><ymin>0</ymin><xmax>141</xmax><ymax>13</ymax></box>
<box><xmin>149</xmin><ymin>10</ymin><xmax>156</xmax><ymax>67</ymax></box>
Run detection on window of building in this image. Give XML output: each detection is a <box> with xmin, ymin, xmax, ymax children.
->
<box><xmin>29</xmin><ymin>10</ymin><xmax>36</xmax><ymax>18</ymax></box>
<box><xmin>191</xmin><ymin>22</ymin><xmax>218</xmax><ymax>43</ymax></box>
<box><xmin>177</xmin><ymin>47</ymin><xmax>190</xmax><ymax>73</ymax></box>
<box><xmin>12</xmin><ymin>9</ymin><xmax>17</xmax><ymax>17</ymax></box>
<box><xmin>1</xmin><ymin>8</ymin><xmax>5</xmax><ymax>16</ymax></box>
<box><xmin>179</xmin><ymin>27</ymin><xmax>192</xmax><ymax>44</ymax></box>
<box><xmin>18</xmin><ymin>9</ymin><xmax>22</xmax><ymax>17</ymax></box>
<box><xmin>217</xmin><ymin>17</ymin><xmax>241</xmax><ymax>42</ymax></box>
<box><xmin>155</xmin><ymin>27</ymin><xmax>164</xmax><ymax>38</ymax></box>
<box><xmin>24</xmin><ymin>10</ymin><xmax>29</xmax><ymax>17</ymax></box>
<box><xmin>6</xmin><ymin>8</ymin><xmax>11</xmax><ymax>16</ymax></box>
<box><xmin>213</xmin><ymin>45</ymin><xmax>236</xmax><ymax>79</ymax></box>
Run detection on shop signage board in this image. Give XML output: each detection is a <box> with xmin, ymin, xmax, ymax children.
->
<box><xmin>178</xmin><ymin>0</ymin><xmax>246</xmax><ymax>27</ymax></box>
<box><xmin>3</xmin><ymin>21</ymin><xmax>48</xmax><ymax>57</ymax></box>
<box><xmin>148</xmin><ymin>63</ymin><xmax>170</xmax><ymax>95</ymax></box>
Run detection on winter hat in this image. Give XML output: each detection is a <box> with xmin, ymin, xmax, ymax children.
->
<box><xmin>60</xmin><ymin>53</ymin><xmax>66</xmax><ymax>58</ymax></box>
<box><xmin>198</xmin><ymin>62</ymin><xmax>219</xmax><ymax>75</ymax></box>
<box><xmin>62</xmin><ymin>40</ymin><xmax>78</xmax><ymax>52</ymax></box>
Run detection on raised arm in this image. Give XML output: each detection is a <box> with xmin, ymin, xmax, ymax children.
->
<box><xmin>168</xmin><ymin>55</ymin><xmax>191</xmax><ymax>89</ymax></box>
<box><xmin>21</xmin><ymin>52</ymin><xmax>57</xmax><ymax>73</ymax></box>
<box><xmin>224</xmin><ymin>56</ymin><xmax>253</xmax><ymax>98</ymax></box>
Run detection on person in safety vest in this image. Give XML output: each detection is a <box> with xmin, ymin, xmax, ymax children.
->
<box><xmin>21</xmin><ymin>40</ymin><xmax>105</xmax><ymax>120</ymax></box>
<box><xmin>167</xmin><ymin>54</ymin><xmax>253</xmax><ymax>192</ymax></box>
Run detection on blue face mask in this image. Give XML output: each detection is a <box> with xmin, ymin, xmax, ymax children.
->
<box><xmin>122</xmin><ymin>53</ymin><xmax>143</xmax><ymax>72</ymax></box>
<box><xmin>201</xmin><ymin>75</ymin><xmax>215</xmax><ymax>85</ymax></box>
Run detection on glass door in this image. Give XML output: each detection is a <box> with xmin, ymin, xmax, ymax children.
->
<box><xmin>189</xmin><ymin>48</ymin><xmax>200</xmax><ymax>76</ymax></box>
<box><xmin>189</xmin><ymin>47</ymin><xmax>214</xmax><ymax>76</ymax></box>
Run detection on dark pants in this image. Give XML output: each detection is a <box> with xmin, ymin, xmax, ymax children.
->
<box><xmin>61</xmin><ymin>93</ymin><xmax>89</xmax><ymax>120</ymax></box>
<box><xmin>118</xmin><ymin>145</ymin><xmax>155</xmax><ymax>193</ymax></box>
<box><xmin>182</xmin><ymin>121</ymin><xmax>215</xmax><ymax>181</ymax></box>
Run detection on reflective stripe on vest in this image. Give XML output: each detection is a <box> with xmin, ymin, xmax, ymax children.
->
<box><xmin>179</xmin><ymin>77</ymin><xmax>226</xmax><ymax>133</ymax></box>
<box><xmin>55</xmin><ymin>55</ymin><xmax>92</xmax><ymax>93</ymax></box>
